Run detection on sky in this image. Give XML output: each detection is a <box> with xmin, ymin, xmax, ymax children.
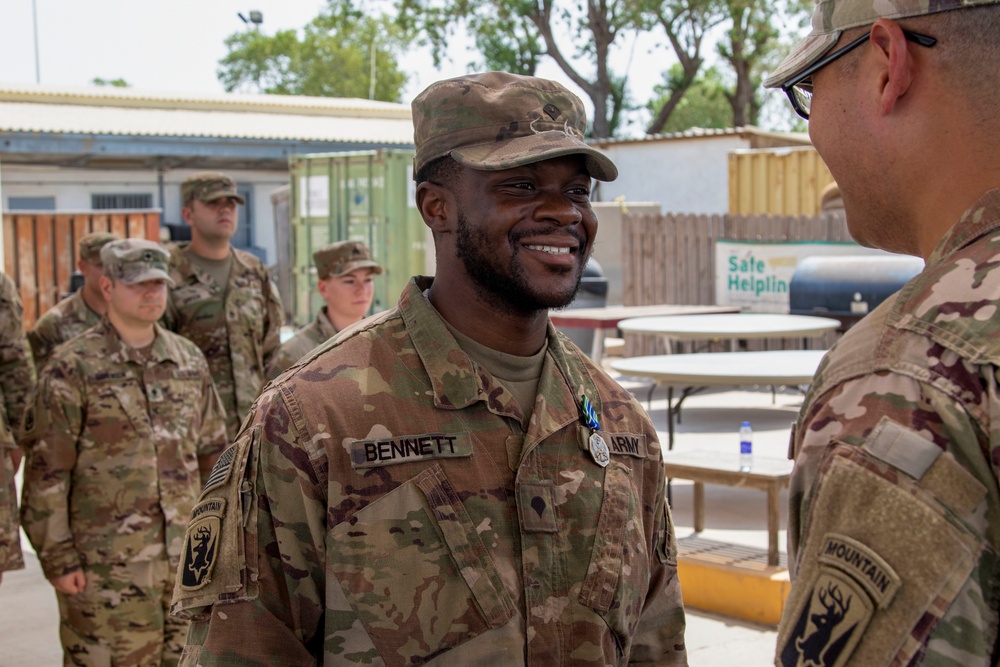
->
<box><xmin>0</xmin><ymin>0</ymin><xmax>803</xmax><ymax>136</ymax></box>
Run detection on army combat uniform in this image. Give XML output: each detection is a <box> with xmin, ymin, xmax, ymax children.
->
<box><xmin>777</xmin><ymin>189</ymin><xmax>1000</xmax><ymax>665</ymax></box>
<box><xmin>0</xmin><ymin>272</ymin><xmax>35</xmax><ymax>574</ymax></box>
<box><xmin>21</xmin><ymin>318</ymin><xmax>228</xmax><ymax>665</ymax></box>
<box><xmin>173</xmin><ymin>277</ymin><xmax>688</xmax><ymax>666</ymax></box>
<box><xmin>264</xmin><ymin>307</ymin><xmax>338</xmax><ymax>381</ymax></box>
<box><xmin>27</xmin><ymin>290</ymin><xmax>101</xmax><ymax>371</ymax></box>
<box><xmin>163</xmin><ymin>243</ymin><xmax>283</xmax><ymax>440</ymax></box>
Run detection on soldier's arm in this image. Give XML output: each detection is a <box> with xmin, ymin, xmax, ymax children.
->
<box><xmin>25</xmin><ymin>324</ymin><xmax>50</xmax><ymax>374</ymax></box>
<box><xmin>260</xmin><ymin>274</ymin><xmax>284</xmax><ymax>369</ymax></box>
<box><xmin>629</xmin><ymin>431</ymin><xmax>688</xmax><ymax>666</ymax></box>
<box><xmin>777</xmin><ymin>368</ymin><xmax>998</xmax><ymax>666</ymax></box>
<box><xmin>20</xmin><ymin>361</ymin><xmax>84</xmax><ymax>580</ymax></box>
<box><xmin>196</xmin><ymin>374</ymin><xmax>228</xmax><ymax>483</ymax></box>
<box><xmin>173</xmin><ymin>388</ymin><xmax>325</xmax><ymax>666</ymax></box>
<box><xmin>0</xmin><ymin>278</ymin><xmax>36</xmax><ymax>443</ymax></box>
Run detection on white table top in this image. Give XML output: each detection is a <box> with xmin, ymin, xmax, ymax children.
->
<box><xmin>617</xmin><ymin>313</ymin><xmax>841</xmax><ymax>340</ymax></box>
<box><xmin>610</xmin><ymin>350</ymin><xmax>826</xmax><ymax>387</ymax></box>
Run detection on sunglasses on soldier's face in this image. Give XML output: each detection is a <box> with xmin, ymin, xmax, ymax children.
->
<box><xmin>781</xmin><ymin>29</ymin><xmax>937</xmax><ymax>120</ymax></box>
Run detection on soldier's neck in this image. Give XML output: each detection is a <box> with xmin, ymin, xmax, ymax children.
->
<box><xmin>81</xmin><ymin>284</ymin><xmax>108</xmax><ymax>316</ymax></box>
<box><xmin>108</xmin><ymin>313</ymin><xmax>156</xmax><ymax>349</ymax></box>
<box><xmin>188</xmin><ymin>235</ymin><xmax>232</xmax><ymax>261</ymax></box>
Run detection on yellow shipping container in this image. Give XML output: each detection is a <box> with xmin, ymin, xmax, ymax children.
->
<box><xmin>728</xmin><ymin>146</ymin><xmax>835</xmax><ymax>216</ymax></box>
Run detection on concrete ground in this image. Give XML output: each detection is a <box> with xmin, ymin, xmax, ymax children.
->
<box><xmin>0</xmin><ymin>381</ymin><xmax>797</xmax><ymax>666</ymax></box>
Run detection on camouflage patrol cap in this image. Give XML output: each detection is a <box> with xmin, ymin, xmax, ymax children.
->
<box><xmin>100</xmin><ymin>239</ymin><xmax>175</xmax><ymax>286</ymax></box>
<box><xmin>313</xmin><ymin>240</ymin><xmax>383</xmax><ymax>279</ymax></box>
<box><xmin>765</xmin><ymin>0</ymin><xmax>1000</xmax><ymax>88</ymax></box>
<box><xmin>78</xmin><ymin>232</ymin><xmax>122</xmax><ymax>265</ymax></box>
<box><xmin>181</xmin><ymin>172</ymin><xmax>246</xmax><ymax>206</ymax></box>
<box><xmin>411</xmin><ymin>72</ymin><xmax>618</xmax><ymax>182</ymax></box>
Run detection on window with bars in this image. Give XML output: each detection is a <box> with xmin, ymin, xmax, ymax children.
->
<box><xmin>91</xmin><ymin>193</ymin><xmax>154</xmax><ymax>209</ymax></box>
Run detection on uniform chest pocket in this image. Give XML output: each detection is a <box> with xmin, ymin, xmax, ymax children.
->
<box><xmin>579</xmin><ymin>460</ymin><xmax>651</xmax><ymax>654</ymax></box>
<box><xmin>147</xmin><ymin>377</ymin><xmax>201</xmax><ymax>426</ymax></box>
<box><xmin>230</xmin><ymin>280</ymin><xmax>265</xmax><ymax>336</ymax></box>
<box><xmin>327</xmin><ymin>464</ymin><xmax>516</xmax><ymax>666</ymax></box>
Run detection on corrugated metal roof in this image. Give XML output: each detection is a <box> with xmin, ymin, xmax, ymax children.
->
<box><xmin>591</xmin><ymin>125</ymin><xmax>810</xmax><ymax>148</ymax></box>
<box><xmin>0</xmin><ymin>83</ymin><xmax>413</xmax><ymax>144</ymax></box>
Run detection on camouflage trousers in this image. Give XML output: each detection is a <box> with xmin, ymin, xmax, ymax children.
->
<box><xmin>0</xmin><ymin>449</ymin><xmax>24</xmax><ymax>574</ymax></box>
<box><xmin>56</xmin><ymin>558</ymin><xmax>189</xmax><ymax>667</ymax></box>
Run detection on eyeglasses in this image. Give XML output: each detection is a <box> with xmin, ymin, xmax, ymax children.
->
<box><xmin>781</xmin><ymin>30</ymin><xmax>937</xmax><ymax>120</ymax></box>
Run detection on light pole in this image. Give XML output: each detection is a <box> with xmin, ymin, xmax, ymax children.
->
<box><xmin>32</xmin><ymin>0</ymin><xmax>41</xmax><ymax>83</ymax></box>
<box><xmin>238</xmin><ymin>10</ymin><xmax>264</xmax><ymax>28</ymax></box>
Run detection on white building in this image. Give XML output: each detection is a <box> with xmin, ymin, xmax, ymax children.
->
<box><xmin>591</xmin><ymin>126</ymin><xmax>811</xmax><ymax>214</ymax></box>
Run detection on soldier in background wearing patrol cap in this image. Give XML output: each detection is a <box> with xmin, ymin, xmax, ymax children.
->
<box><xmin>0</xmin><ymin>271</ymin><xmax>35</xmax><ymax>586</ymax></box>
<box><xmin>173</xmin><ymin>72</ymin><xmax>687</xmax><ymax>665</ymax></box>
<box><xmin>162</xmin><ymin>172</ymin><xmax>283</xmax><ymax>441</ymax></box>
<box><xmin>766</xmin><ymin>1</ymin><xmax>1000</xmax><ymax>664</ymax></box>
<box><xmin>21</xmin><ymin>239</ymin><xmax>227</xmax><ymax>665</ymax></box>
<box><xmin>28</xmin><ymin>231</ymin><xmax>122</xmax><ymax>371</ymax></box>
<box><xmin>264</xmin><ymin>240</ymin><xmax>382</xmax><ymax>380</ymax></box>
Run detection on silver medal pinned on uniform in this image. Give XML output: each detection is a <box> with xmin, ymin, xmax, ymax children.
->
<box><xmin>589</xmin><ymin>432</ymin><xmax>610</xmax><ymax>467</ymax></box>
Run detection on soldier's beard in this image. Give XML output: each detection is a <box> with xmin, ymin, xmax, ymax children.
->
<box><xmin>454</xmin><ymin>211</ymin><xmax>585</xmax><ymax>317</ymax></box>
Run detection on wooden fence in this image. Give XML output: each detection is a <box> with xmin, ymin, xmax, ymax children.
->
<box><xmin>621</xmin><ymin>211</ymin><xmax>850</xmax><ymax>356</ymax></box>
<box><xmin>3</xmin><ymin>211</ymin><xmax>161</xmax><ymax>329</ymax></box>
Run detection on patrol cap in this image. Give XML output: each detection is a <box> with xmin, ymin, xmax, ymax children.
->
<box><xmin>765</xmin><ymin>0</ymin><xmax>1000</xmax><ymax>88</ymax></box>
<box><xmin>313</xmin><ymin>240</ymin><xmax>383</xmax><ymax>279</ymax></box>
<box><xmin>181</xmin><ymin>172</ymin><xmax>246</xmax><ymax>206</ymax></box>
<box><xmin>100</xmin><ymin>239</ymin><xmax>175</xmax><ymax>286</ymax></box>
<box><xmin>78</xmin><ymin>232</ymin><xmax>122</xmax><ymax>265</ymax></box>
<box><xmin>411</xmin><ymin>71</ymin><xmax>618</xmax><ymax>182</ymax></box>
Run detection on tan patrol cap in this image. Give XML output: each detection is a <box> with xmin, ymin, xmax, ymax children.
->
<box><xmin>313</xmin><ymin>241</ymin><xmax>383</xmax><ymax>279</ymax></box>
<box><xmin>411</xmin><ymin>72</ymin><xmax>618</xmax><ymax>182</ymax></box>
<box><xmin>78</xmin><ymin>232</ymin><xmax>122</xmax><ymax>265</ymax></box>
<box><xmin>100</xmin><ymin>239</ymin><xmax>175</xmax><ymax>286</ymax></box>
<box><xmin>765</xmin><ymin>0</ymin><xmax>1000</xmax><ymax>88</ymax></box>
<box><xmin>181</xmin><ymin>172</ymin><xmax>246</xmax><ymax>206</ymax></box>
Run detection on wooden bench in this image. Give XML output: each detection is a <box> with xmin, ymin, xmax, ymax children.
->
<box><xmin>664</xmin><ymin>450</ymin><xmax>793</xmax><ymax>567</ymax></box>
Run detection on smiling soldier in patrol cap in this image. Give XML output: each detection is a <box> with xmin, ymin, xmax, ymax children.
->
<box><xmin>21</xmin><ymin>238</ymin><xmax>227</xmax><ymax>666</ymax></box>
<box><xmin>265</xmin><ymin>239</ymin><xmax>382</xmax><ymax>380</ymax></box>
<box><xmin>172</xmin><ymin>72</ymin><xmax>688</xmax><ymax>665</ymax></box>
<box><xmin>765</xmin><ymin>1</ymin><xmax>1000</xmax><ymax>665</ymax></box>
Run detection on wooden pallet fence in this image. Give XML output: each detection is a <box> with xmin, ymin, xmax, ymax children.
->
<box><xmin>3</xmin><ymin>210</ymin><xmax>161</xmax><ymax>329</ymax></box>
<box><xmin>621</xmin><ymin>211</ymin><xmax>849</xmax><ymax>356</ymax></box>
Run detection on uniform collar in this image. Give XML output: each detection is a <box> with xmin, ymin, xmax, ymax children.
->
<box><xmin>98</xmin><ymin>317</ymin><xmax>175</xmax><ymax>366</ymax></box>
<box><xmin>315</xmin><ymin>307</ymin><xmax>339</xmax><ymax>339</ymax></box>
<box><xmin>169</xmin><ymin>242</ymin><xmax>253</xmax><ymax>286</ymax></box>
<box><xmin>927</xmin><ymin>188</ymin><xmax>1000</xmax><ymax>268</ymax></box>
<box><xmin>399</xmin><ymin>277</ymin><xmax>601</xmax><ymax>430</ymax></box>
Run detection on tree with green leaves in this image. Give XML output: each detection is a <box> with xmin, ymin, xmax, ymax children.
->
<box><xmin>397</xmin><ymin>0</ymin><xmax>646</xmax><ymax>138</ymax></box>
<box><xmin>646</xmin><ymin>64</ymin><xmax>731</xmax><ymax>133</ymax></box>
<box><xmin>644</xmin><ymin>0</ymin><xmax>726</xmax><ymax>135</ymax></box>
<box><xmin>91</xmin><ymin>78</ymin><xmax>129</xmax><ymax>88</ymax></box>
<box><xmin>218</xmin><ymin>1</ymin><xmax>409</xmax><ymax>101</ymax></box>
<box><xmin>716</xmin><ymin>0</ymin><xmax>809</xmax><ymax>127</ymax></box>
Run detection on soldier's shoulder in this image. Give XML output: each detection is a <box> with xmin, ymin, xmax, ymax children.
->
<box><xmin>232</xmin><ymin>247</ymin><xmax>268</xmax><ymax>273</ymax></box>
<box><xmin>0</xmin><ymin>273</ymin><xmax>17</xmax><ymax>300</ymax></box>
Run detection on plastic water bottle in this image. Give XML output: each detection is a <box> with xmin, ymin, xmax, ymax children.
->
<box><xmin>739</xmin><ymin>421</ymin><xmax>753</xmax><ymax>472</ymax></box>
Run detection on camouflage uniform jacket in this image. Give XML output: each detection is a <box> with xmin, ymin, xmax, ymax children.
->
<box><xmin>162</xmin><ymin>243</ymin><xmax>283</xmax><ymax>440</ymax></box>
<box><xmin>20</xmin><ymin>319</ymin><xmax>228</xmax><ymax>581</ymax></box>
<box><xmin>27</xmin><ymin>290</ymin><xmax>101</xmax><ymax>371</ymax></box>
<box><xmin>777</xmin><ymin>188</ymin><xmax>1000</xmax><ymax>667</ymax></box>
<box><xmin>0</xmin><ymin>272</ymin><xmax>34</xmax><ymax>572</ymax></box>
<box><xmin>264</xmin><ymin>307</ymin><xmax>338</xmax><ymax>381</ymax></box>
<box><xmin>172</xmin><ymin>277</ymin><xmax>688</xmax><ymax>667</ymax></box>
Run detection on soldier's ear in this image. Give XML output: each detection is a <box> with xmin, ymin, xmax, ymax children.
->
<box><xmin>99</xmin><ymin>275</ymin><xmax>113</xmax><ymax>302</ymax></box>
<box><xmin>416</xmin><ymin>181</ymin><xmax>456</xmax><ymax>235</ymax></box>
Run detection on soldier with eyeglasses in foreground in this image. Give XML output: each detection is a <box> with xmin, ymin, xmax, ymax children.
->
<box><xmin>765</xmin><ymin>1</ymin><xmax>1000</xmax><ymax>665</ymax></box>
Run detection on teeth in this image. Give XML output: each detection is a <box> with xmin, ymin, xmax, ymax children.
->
<box><xmin>526</xmin><ymin>245</ymin><xmax>570</xmax><ymax>255</ymax></box>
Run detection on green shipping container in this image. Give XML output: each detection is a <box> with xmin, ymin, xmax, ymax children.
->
<box><xmin>287</xmin><ymin>149</ymin><xmax>426</xmax><ymax>326</ymax></box>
